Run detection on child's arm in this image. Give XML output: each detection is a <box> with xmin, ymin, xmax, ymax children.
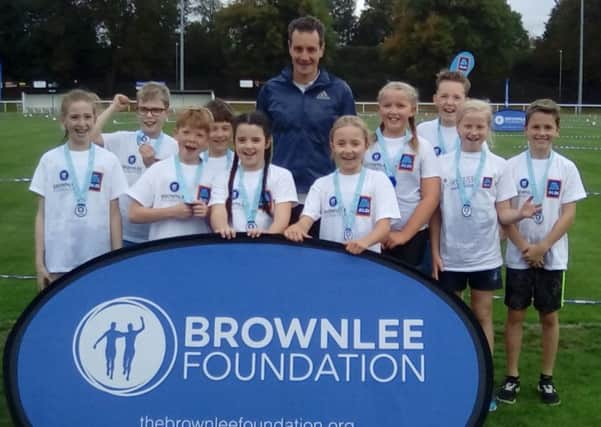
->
<box><xmin>90</xmin><ymin>94</ymin><xmax>131</xmax><ymax>146</ymax></box>
<box><xmin>34</xmin><ymin>196</ymin><xmax>50</xmax><ymax>291</ymax></box>
<box><xmin>109</xmin><ymin>198</ymin><xmax>123</xmax><ymax>250</ymax></box>
<box><xmin>384</xmin><ymin>176</ymin><xmax>440</xmax><ymax>248</ymax></box>
<box><xmin>429</xmin><ymin>207</ymin><xmax>443</xmax><ymax>280</ymax></box>
<box><xmin>523</xmin><ymin>202</ymin><xmax>577</xmax><ymax>264</ymax></box>
<box><xmin>496</xmin><ymin>197</ymin><xmax>540</xmax><ymax>225</ymax></box>
<box><xmin>129</xmin><ymin>199</ymin><xmax>193</xmax><ymax>223</ymax></box>
<box><xmin>266</xmin><ymin>202</ymin><xmax>293</xmax><ymax>234</ymax></box>
<box><xmin>209</xmin><ymin>204</ymin><xmax>236</xmax><ymax>239</ymax></box>
<box><xmin>345</xmin><ymin>218</ymin><xmax>390</xmax><ymax>255</ymax></box>
<box><xmin>503</xmin><ymin>223</ymin><xmax>544</xmax><ymax>268</ymax></box>
<box><xmin>284</xmin><ymin>216</ymin><xmax>315</xmax><ymax>242</ymax></box>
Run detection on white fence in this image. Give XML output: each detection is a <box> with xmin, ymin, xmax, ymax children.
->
<box><xmin>1</xmin><ymin>98</ymin><xmax>601</xmax><ymax>115</ymax></box>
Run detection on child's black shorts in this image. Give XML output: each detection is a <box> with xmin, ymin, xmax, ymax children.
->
<box><xmin>438</xmin><ymin>267</ymin><xmax>503</xmax><ymax>293</ymax></box>
<box><xmin>505</xmin><ymin>268</ymin><xmax>565</xmax><ymax>314</ymax></box>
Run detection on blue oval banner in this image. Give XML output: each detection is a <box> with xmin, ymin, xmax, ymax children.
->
<box><xmin>4</xmin><ymin>236</ymin><xmax>492</xmax><ymax>427</ymax></box>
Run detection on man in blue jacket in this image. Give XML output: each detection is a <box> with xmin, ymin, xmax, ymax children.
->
<box><xmin>257</xmin><ymin>16</ymin><xmax>356</xmax><ymax>200</ymax></box>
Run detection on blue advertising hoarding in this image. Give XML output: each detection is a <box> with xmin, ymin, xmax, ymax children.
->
<box><xmin>4</xmin><ymin>235</ymin><xmax>492</xmax><ymax>426</ymax></box>
<box><xmin>492</xmin><ymin>109</ymin><xmax>526</xmax><ymax>132</ymax></box>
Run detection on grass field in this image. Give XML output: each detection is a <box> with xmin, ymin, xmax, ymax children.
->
<box><xmin>1</xmin><ymin>110</ymin><xmax>600</xmax><ymax>426</ymax></box>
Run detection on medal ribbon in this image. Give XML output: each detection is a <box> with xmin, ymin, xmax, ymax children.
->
<box><xmin>455</xmin><ymin>148</ymin><xmax>486</xmax><ymax>210</ymax></box>
<box><xmin>436</xmin><ymin>119</ymin><xmax>460</xmax><ymax>155</ymax></box>
<box><xmin>173</xmin><ymin>155</ymin><xmax>204</xmax><ymax>203</ymax></box>
<box><xmin>237</xmin><ymin>166</ymin><xmax>264</xmax><ymax>225</ymax></box>
<box><xmin>375</xmin><ymin>127</ymin><xmax>410</xmax><ymax>178</ymax></box>
<box><xmin>63</xmin><ymin>143</ymin><xmax>95</xmax><ymax>206</ymax></box>
<box><xmin>203</xmin><ymin>149</ymin><xmax>233</xmax><ymax>170</ymax></box>
<box><xmin>526</xmin><ymin>149</ymin><xmax>554</xmax><ymax>204</ymax></box>
<box><xmin>333</xmin><ymin>167</ymin><xmax>367</xmax><ymax>238</ymax></box>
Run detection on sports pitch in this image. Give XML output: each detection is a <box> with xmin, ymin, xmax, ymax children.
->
<box><xmin>0</xmin><ymin>111</ymin><xmax>600</xmax><ymax>426</ymax></box>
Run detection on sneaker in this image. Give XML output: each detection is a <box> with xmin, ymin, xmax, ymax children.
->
<box><xmin>489</xmin><ymin>398</ymin><xmax>497</xmax><ymax>412</ymax></box>
<box><xmin>538</xmin><ymin>378</ymin><xmax>561</xmax><ymax>405</ymax></box>
<box><xmin>497</xmin><ymin>376</ymin><xmax>520</xmax><ymax>404</ymax></box>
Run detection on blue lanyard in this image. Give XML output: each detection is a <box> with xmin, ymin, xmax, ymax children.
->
<box><xmin>136</xmin><ymin>130</ymin><xmax>164</xmax><ymax>153</ymax></box>
<box><xmin>455</xmin><ymin>149</ymin><xmax>486</xmax><ymax>216</ymax></box>
<box><xmin>436</xmin><ymin>119</ymin><xmax>460</xmax><ymax>155</ymax></box>
<box><xmin>63</xmin><ymin>143</ymin><xmax>95</xmax><ymax>206</ymax></box>
<box><xmin>203</xmin><ymin>149</ymin><xmax>233</xmax><ymax>170</ymax></box>
<box><xmin>375</xmin><ymin>127</ymin><xmax>411</xmax><ymax>186</ymax></box>
<box><xmin>526</xmin><ymin>149</ymin><xmax>554</xmax><ymax>204</ymax></box>
<box><xmin>333</xmin><ymin>167</ymin><xmax>367</xmax><ymax>240</ymax></box>
<box><xmin>173</xmin><ymin>155</ymin><xmax>204</xmax><ymax>203</ymax></box>
<box><xmin>237</xmin><ymin>166</ymin><xmax>264</xmax><ymax>228</ymax></box>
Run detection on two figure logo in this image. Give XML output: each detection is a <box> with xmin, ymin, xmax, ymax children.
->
<box><xmin>72</xmin><ymin>297</ymin><xmax>177</xmax><ymax>396</ymax></box>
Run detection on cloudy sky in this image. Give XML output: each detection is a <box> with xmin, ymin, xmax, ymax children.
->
<box><xmin>354</xmin><ymin>0</ymin><xmax>557</xmax><ymax>38</ymax></box>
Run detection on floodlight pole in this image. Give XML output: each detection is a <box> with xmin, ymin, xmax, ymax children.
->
<box><xmin>559</xmin><ymin>49</ymin><xmax>563</xmax><ymax>103</ymax></box>
<box><xmin>179</xmin><ymin>0</ymin><xmax>185</xmax><ymax>91</ymax></box>
<box><xmin>577</xmin><ymin>0</ymin><xmax>583</xmax><ymax>113</ymax></box>
<box><xmin>175</xmin><ymin>42</ymin><xmax>179</xmax><ymax>89</ymax></box>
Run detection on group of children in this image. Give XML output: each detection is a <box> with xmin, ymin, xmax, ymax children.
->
<box><xmin>31</xmin><ymin>74</ymin><xmax>586</xmax><ymax>411</ymax></box>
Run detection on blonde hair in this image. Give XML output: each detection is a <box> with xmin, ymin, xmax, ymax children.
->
<box><xmin>175</xmin><ymin>107</ymin><xmax>214</xmax><ymax>133</ymax></box>
<box><xmin>329</xmin><ymin>115</ymin><xmax>370</xmax><ymax>146</ymax></box>
<box><xmin>137</xmin><ymin>81</ymin><xmax>170</xmax><ymax>108</ymax></box>
<box><xmin>60</xmin><ymin>89</ymin><xmax>98</xmax><ymax>141</ymax></box>
<box><xmin>526</xmin><ymin>99</ymin><xmax>560</xmax><ymax>128</ymax></box>
<box><xmin>376</xmin><ymin>81</ymin><xmax>419</xmax><ymax>152</ymax></box>
<box><xmin>456</xmin><ymin>99</ymin><xmax>494</xmax><ymax>147</ymax></box>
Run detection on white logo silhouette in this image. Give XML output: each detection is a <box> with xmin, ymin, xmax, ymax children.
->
<box><xmin>73</xmin><ymin>297</ymin><xmax>177</xmax><ymax>396</ymax></box>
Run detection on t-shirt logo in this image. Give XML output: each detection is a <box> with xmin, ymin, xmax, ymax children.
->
<box><xmin>519</xmin><ymin>178</ymin><xmax>529</xmax><ymax>189</ymax></box>
<box><xmin>128</xmin><ymin>155</ymin><xmax>136</xmax><ymax>165</ymax></box>
<box><xmin>546</xmin><ymin>179</ymin><xmax>561</xmax><ymax>198</ymax></box>
<box><xmin>356</xmin><ymin>196</ymin><xmax>371</xmax><ymax>216</ymax></box>
<box><xmin>398</xmin><ymin>154</ymin><xmax>415</xmax><ymax>171</ymax></box>
<box><xmin>89</xmin><ymin>172</ymin><xmax>103</xmax><ymax>192</ymax></box>
<box><xmin>316</xmin><ymin>90</ymin><xmax>330</xmax><ymax>100</ymax></box>
<box><xmin>59</xmin><ymin>170</ymin><xmax>69</xmax><ymax>181</ymax></box>
<box><xmin>232</xmin><ymin>189</ymin><xmax>239</xmax><ymax>200</ymax></box>
<box><xmin>372</xmin><ymin>152</ymin><xmax>381</xmax><ymax>161</ymax></box>
<box><xmin>329</xmin><ymin>196</ymin><xmax>338</xmax><ymax>207</ymax></box>
<box><xmin>170</xmin><ymin>182</ymin><xmax>180</xmax><ymax>192</ymax></box>
<box><xmin>482</xmin><ymin>177</ymin><xmax>493</xmax><ymax>189</ymax></box>
<box><xmin>197</xmin><ymin>186</ymin><xmax>211</xmax><ymax>203</ymax></box>
<box><xmin>434</xmin><ymin>146</ymin><xmax>442</xmax><ymax>156</ymax></box>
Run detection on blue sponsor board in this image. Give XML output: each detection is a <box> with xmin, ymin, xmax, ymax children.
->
<box><xmin>4</xmin><ymin>236</ymin><xmax>492</xmax><ymax>427</ymax></box>
<box><xmin>492</xmin><ymin>109</ymin><xmax>526</xmax><ymax>132</ymax></box>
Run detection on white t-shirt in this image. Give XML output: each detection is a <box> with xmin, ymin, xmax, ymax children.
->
<box><xmin>417</xmin><ymin>118</ymin><xmax>489</xmax><ymax>155</ymax></box>
<box><xmin>438</xmin><ymin>150</ymin><xmax>515</xmax><ymax>271</ymax></box>
<box><xmin>302</xmin><ymin>168</ymin><xmax>401</xmax><ymax>253</ymax></box>
<box><xmin>364</xmin><ymin>134</ymin><xmax>440</xmax><ymax>231</ymax></box>
<box><xmin>127</xmin><ymin>155</ymin><xmax>212</xmax><ymax>240</ymax></box>
<box><xmin>209</xmin><ymin>164</ymin><xmax>298</xmax><ymax>231</ymax></box>
<box><xmin>102</xmin><ymin>131</ymin><xmax>178</xmax><ymax>242</ymax></box>
<box><xmin>504</xmin><ymin>150</ymin><xmax>587</xmax><ymax>270</ymax></box>
<box><xmin>201</xmin><ymin>150</ymin><xmax>234</xmax><ymax>188</ymax></box>
<box><xmin>30</xmin><ymin>144</ymin><xmax>128</xmax><ymax>273</ymax></box>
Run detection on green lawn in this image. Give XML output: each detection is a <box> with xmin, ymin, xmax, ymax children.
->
<box><xmin>1</xmin><ymin>111</ymin><xmax>600</xmax><ymax>426</ymax></box>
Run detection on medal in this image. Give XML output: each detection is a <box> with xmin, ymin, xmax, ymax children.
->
<box><xmin>74</xmin><ymin>203</ymin><xmax>88</xmax><ymax>218</ymax></box>
<box><xmin>455</xmin><ymin>148</ymin><xmax>486</xmax><ymax>220</ymax></box>
<box><xmin>136</xmin><ymin>130</ymin><xmax>164</xmax><ymax>153</ymax></box>
<box><xmin>344</xmin><ymin>227</ymin><xmax>353</xmax><ymax>241</ymax></box>
<box><xmin>333</xmin><ymin>168</ymin><xmax>367</xmax><ymax>243</ymax></box>
<box><xmin>526</xmin><ymin>149</ymin><xmax>554</xmax><ymax>223</ymax></box>
<box><xmin>462</xmin><ymin>204</ymin><xmax>472</xmax><ymax>218</ymax></box>
<box><xmin>534</xmin><ymin>212</ymin><xmax>544</xmax><ymax>224</ymax></box>
<box><xmin>63</xmin><ymin>143</ymin><xmax>95</xmax><ymax>219</ymax></box>
<box><xmin>238</xmin><ymin>166</ymin><xmax>265</xmax><ymax>231</ymax></box>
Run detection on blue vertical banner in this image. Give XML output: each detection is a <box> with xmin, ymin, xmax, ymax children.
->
<box><xmin>505</xmin><ymin>78</ymin><xmax>510</xmax><ymax>108</ymax></box>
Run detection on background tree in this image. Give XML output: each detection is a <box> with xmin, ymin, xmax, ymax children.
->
<box><xmin>328</xmin><ymin>0</ymin><xmax>356</xmax><ymax>46</ymax></box>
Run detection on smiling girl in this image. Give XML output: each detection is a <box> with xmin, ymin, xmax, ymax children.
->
<box><xmin>30</xmin><ymin>89</ymin><xmax>128</xmax><ymax>290</ymax></box>
<box><xmin>285</xmin><ymin>116</ymin><xmax>399</xmax><ymax>254</ymax></box>
<box><xmin>209</xmin><ymin>111</ymin><xmax>298</xmax><ymax>239</ymax></box>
